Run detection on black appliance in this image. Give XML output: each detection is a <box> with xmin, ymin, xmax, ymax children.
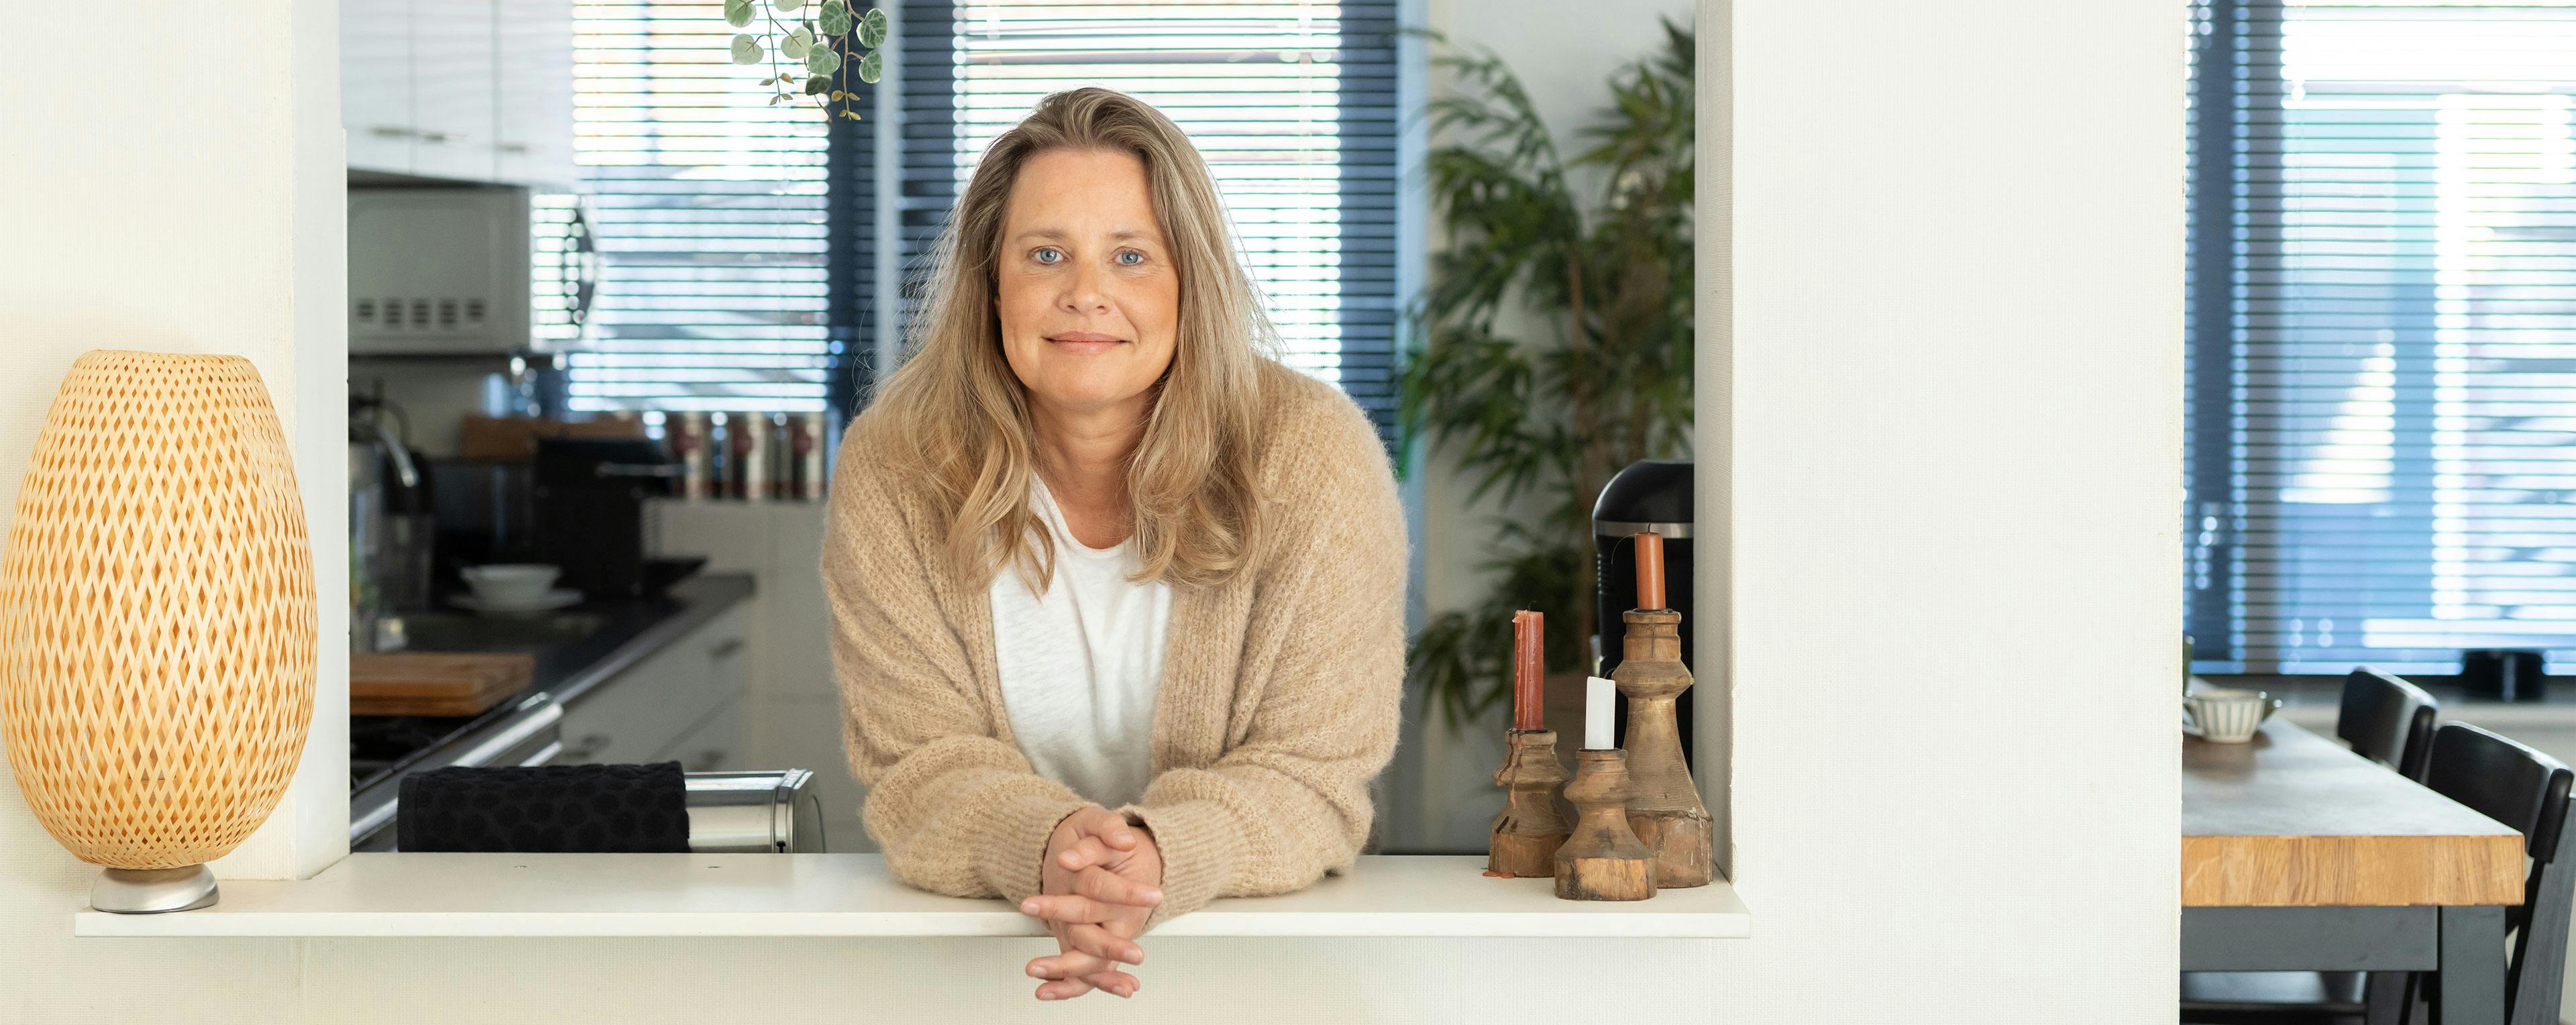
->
<box><xmin>533</xmin><ymin>437</ymin><xmax>689</xmax><ymax>600</ymax></box>
<box><xmin>1594</xmin><ymin>459</ymin><xmax>1696</xmax><ymax>763</ymax></box>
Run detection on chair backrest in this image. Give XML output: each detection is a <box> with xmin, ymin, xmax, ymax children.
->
<box><xmin>2421</xmin><ymin>722</ymin><xmax>2576</xmax><ymax>1025</ymax></box>
<box><xmin>2337</xmin><ymin>667</ymin><xmax>2439</xmax><ymax>779</ymax></box>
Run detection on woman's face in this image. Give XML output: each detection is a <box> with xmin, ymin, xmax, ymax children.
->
<box><xmin>993</xmin><ymin>147</ymin><xmax>1181</xmax><ymax>419</ymax></box>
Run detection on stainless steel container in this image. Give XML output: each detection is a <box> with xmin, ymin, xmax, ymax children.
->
<box><xmin>667</xmin><ymin>412</ymin><xmax>710</xmax><ymax>500</ymax></box>
<box><xmin>686</xmin><ymin>769</ymin><xmax>825</xmax><ymax>853</ymax></box>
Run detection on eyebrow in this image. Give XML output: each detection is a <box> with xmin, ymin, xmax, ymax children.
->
<box><xmin>1010</xmin><ymin>227</ymin><xmax>1158</xmax><ymax>244</ymax></box>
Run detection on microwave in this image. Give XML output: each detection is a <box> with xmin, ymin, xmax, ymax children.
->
<box><xmin>348</xmin><ymin>186</ymin><xmax>595</xmax><ymax>356</ymax></box>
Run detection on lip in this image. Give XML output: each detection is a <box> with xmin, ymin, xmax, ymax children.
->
<box><xmin>1045</xmin><ymin>332</ymin><xmax>1125</xmax><ymax>344</ymax></box>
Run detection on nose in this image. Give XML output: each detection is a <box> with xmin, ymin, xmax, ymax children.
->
<box><xmin>1060</xmin><ymin>260</ymin><xmax>1110</xmax><ymax>315</ymax></box>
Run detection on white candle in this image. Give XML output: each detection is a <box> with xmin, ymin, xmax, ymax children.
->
<box><xmin>1585</xmin><ymin>676</ymin><xmax>1617</xmax><ymax>750</ymax></box>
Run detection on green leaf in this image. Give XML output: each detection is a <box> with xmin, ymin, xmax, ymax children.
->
<box><xmin>775</xmin><ymin>0</ymin><xmax>803</xmax><ymax>11</ymax></box>
<box><xmin>839</xmin><ymin>109</ymin><xmax>864</xmax><ymax>121</ymax></box>
<box><xmin>730</xmin><ymin>34</ymin><xmax>763</xmax><ymax>64</ymax></box>
<box><xmin>804</xmin><ymin>46</ymin><xmax>841</xmax><ymax>76</ymax></box>
<box><xmin>857</xmin><ymin>7</ymin><xmax>888</xmax><ymax>48</ymax></box>
<box><xmin>724</xmin><ymin>0</ymin><xmax>753</xmax><ymax>28</ymax></box>
<box><xmin>817</xmin><ymin>0</ymin><xmax>852</xmax><ymax>36</ymax></box>
<box><xmin>804</xmin><ymin>74</ymin><xmax>832</xmax><ymax>96</ymax></box>
<box><xmin>782</xmin><ymin>26</ymin><xmax>812</xmax><ymax>60</ymax></box>
<box><xmin>855</xmin><ymin>50</ymin><xmax>883</xmax><ymax>84</ymax></box>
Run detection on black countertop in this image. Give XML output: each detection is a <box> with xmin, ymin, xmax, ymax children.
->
<box><xmin>350</xmin><ymin>572</ymin><xmax>757</xmax><ymax>795</ymax></box>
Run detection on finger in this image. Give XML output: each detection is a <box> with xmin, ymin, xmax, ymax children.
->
<box><xmin>1026</xmin><ymin>949</ymin><xmax>1116</xmax><ymax>981</ymax></box>
<box><xmin>1020</xmin><ymin>894</ymin><xmax>1118</xmax><ymax>926</ymax></box>
<box><xmin>1033</xmin><ymin>976</ymin><xmax>1094</xmax><ymax>1002</ymax></box>
<box><xmin>1065</xmin><ymin>807</ymin><xmax>1140</xmax><ymax>851</ymax></box>
<box><xmin>1057</xmin><ymin>836</ymin><xmax>1114</xmax><ymax>873</ymax></box>
<box><xmin>1075</xmin><ymin>865</ymin><xmax>1165</xmax><ymax>908</ymax></box>
<box><xmin>1081</xmin><ymin>969</ymin><xmax>1141</xmax><ymax>997</ymax></box>
<box><xmin>1064</xmin><ymin>922</ymin><xmax>1144</xmax><ymax>966</ymax></box>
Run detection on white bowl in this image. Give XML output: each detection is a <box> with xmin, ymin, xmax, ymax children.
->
<box><xmin>460</xmin><ymin>563</ymin><xmax>561</xmax><ymax>608</ymax></box>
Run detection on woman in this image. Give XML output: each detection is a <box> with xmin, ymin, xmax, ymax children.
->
<box><xmin>820</xmin><ymin>87</ymin><xmax>1407</xmax><ymax>1002</ymax></box>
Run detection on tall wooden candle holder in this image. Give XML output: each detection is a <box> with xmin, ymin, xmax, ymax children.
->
<box><xmin>1489</xmin><ymin>729</ymin><xmax>1570</xmax><ymax>877</ymax></box>
<box><xmin>1554</xmin><ymin>748</ymin><xmax>1657</xmax><ymax>901</ymax></box>
<box><xmin>1612</xmin><ymin>533</ymin><xmax>1715</xmax><ymax>888</ymax></box>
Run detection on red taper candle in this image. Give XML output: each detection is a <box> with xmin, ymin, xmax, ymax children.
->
<box><xmin>1511</xmin><ymin>610</ymin><xmax>1545</xmax><ymax>731</ymax></box>
<box><xmin>1634</xmin><ymin>531</ymin><xmax>1667</xmax><ymax>610</ymax></box>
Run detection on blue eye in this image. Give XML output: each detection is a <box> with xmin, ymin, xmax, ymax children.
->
<box><xmin>1034</xmin><ymin>247</ymin><xmax>1063</xmax><ymax>264</ymax></box>
<box><xmin>1116</xmin><ymin>250</ymin><xmax>1143</xmax><ymax>266</ymax></box>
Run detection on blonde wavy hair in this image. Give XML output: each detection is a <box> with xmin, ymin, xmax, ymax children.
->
<box><xmin>853</xmin><ymin>87</ymin><xmax>1280</xmax><ymax>593</ymax></box>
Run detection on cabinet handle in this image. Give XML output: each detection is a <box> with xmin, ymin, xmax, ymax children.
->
<box><xmin>367</xmin><ymin>125</ymin><xmax>417</xmax><ymax>138</ymax></box>
<box><xmin>499</xmin><ymin>143</ymin><xmax>531</xmax><ymax>154</ymax></box>
<box><xmin>419</xmin><ymin>131</ymin><xmax>453</xmax><ymax>144</ymax></box>
<box><xmin>561</xmin><ymin>732</ymin><xmax>612</xmax><ymax>762</ymax></box>
<box><xmin>710</xmin><ymin>638</ymin><xmax>745</xmax><ymax>661</ymax></box>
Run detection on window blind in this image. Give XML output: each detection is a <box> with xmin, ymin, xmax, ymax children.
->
<box><xmin>837</xmin><ymin>1</ymin><xmax>1403</xmax><ymax>435</ymax></box>
<box><xmin>563</xmin><ymin>0</ymin><xmax>831</xmax><ymax>413</ymax></box>
<box><xmin>2186</xmin><ymin>0</ymin><xmax>2576</xmax><ymax>672</ymax></box>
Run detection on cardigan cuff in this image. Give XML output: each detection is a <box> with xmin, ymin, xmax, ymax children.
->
<box><xmin>1117</xmin><ymin>799</ymin><xmax>1241</xmax><ymax>928</ymax></box>
<box><xmin>971</xmin><ymin>792</ymin><xmax>1090</xmax><ymax>905</ymax></box>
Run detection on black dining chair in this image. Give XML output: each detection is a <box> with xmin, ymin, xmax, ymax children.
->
<box><xmin>2414</xmin><ymin>723</ymin><xmax>2574</xmax><ymax>1025</ymax></box>
<box><xmin>2182</xmin><ymin>669</ymin><xmax>2445</xmax><ymax>1024</ymax></box>
<box><xmin>2184</xmin><ymin>722</ymin><xmax>2576</xmax><ymax>1025</ymax></box>
<box><xmin>2338</xmin><ymin>667</ymin><xmax>2440</xmax><ymax>780</ymax></box>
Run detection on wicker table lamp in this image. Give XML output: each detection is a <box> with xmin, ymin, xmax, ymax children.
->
<box><xmin>0</xmin><ymin>351</ymin><xmax>316</xmax><ymax>913</ymax></box>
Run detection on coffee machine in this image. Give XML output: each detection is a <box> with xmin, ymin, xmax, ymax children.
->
<box><xmin>1594</xmin><ymin>459</ymin><xmax>1696</xmax><ymax>761</ymax></box>
<box><xmin>531</xmin><ymin>437</ymin><xmax>692</xmax><ymax>600</ymax></box>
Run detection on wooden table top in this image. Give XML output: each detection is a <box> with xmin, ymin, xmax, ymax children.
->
<box><xmin>2184</xmin><ymin>719</ymin><xmax>2526</xmax><ymax>907</ymax></box>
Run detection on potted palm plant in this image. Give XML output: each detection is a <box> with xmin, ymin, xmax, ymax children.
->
<box><xmin>1405</xmin><ymin>19</ymin><xmax>1696</xmax><ymax>727</ymax></box>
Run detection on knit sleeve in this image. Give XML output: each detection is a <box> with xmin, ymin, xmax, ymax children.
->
<box><xmin>822</xmin><ymin>453</ymin><xmax>1089</xmax><ymax>906</ymax></box>
<box><xmin>1116</xmin><ymin>392</ymin><xmax>1409</xmax><ymax>926</ymax></box>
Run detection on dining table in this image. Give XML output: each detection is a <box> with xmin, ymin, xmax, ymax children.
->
<box><xmin>2183</xmin><ymin>718</ymin><xmax>2526</xmax><ymax>1024</ymax></box>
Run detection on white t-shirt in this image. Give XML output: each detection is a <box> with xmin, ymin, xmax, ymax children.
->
<box><xmin>989</xmin><ymin>476</ymin><xmax>1171</xmax><ymax>809</ymax></box>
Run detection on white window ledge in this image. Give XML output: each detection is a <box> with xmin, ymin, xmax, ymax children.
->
<box><xmin>74</xmin><ymin>853</ymin><xmax>1751</xmax><ymax>939</ymax></box>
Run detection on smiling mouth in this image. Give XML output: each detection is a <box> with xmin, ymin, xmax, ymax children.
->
<box><xmin>1045</xmin><ymin>333</ymin><xmax>1127</xmax><ymax>345</ymax></box>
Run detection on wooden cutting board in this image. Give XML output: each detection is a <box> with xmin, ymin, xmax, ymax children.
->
<box><xmin>351</xmin><ymin>651</ymin><xmax>535</xmax><ymax>716</ymax></box>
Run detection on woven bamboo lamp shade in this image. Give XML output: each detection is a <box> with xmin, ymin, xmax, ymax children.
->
<box><xmin>0</xmin><ymin>350</ymin><xmax>315</xmax><ymax>913</ymax></box>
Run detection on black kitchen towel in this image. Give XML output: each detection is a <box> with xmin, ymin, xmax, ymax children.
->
<box><xmin>398</xmin><ymin>762</ymin><xmax>690</xmax><ymax>853</ymax></box>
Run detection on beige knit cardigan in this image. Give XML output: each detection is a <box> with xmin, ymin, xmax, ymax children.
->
<box><xmin>820</xmin><ymin>366</ymin><xmax>1407</xmax><ymax>926</ymax></box>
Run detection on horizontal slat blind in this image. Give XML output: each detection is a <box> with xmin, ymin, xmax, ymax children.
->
<box><xmin>885</xmin><ymin>1</ymin><xmax>1401</xmax><ymax>435</ymax></box>
<box><xmin>565</xmin><ymin>1</ymin><xmax>830</xmax><ymax>412</ymax></box>
<box><xmin>2188</xmin><ymin>0</ymin><xmax>2576</xmax><ymax>671</ymax></box>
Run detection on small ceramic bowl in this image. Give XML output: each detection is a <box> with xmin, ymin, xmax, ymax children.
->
<box><xmin>2184</xmin><ymin>686</ymin><xmax>2281</xmax><ymax>743</ymax></box>
<box><xmin>460</xmin><ymin>563</ymin><xmax>561</xmax><ymax>608</ymax></box>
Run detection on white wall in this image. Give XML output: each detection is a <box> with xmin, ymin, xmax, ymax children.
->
<box><xmin>0</xmin><ymin>0</ymin><xmax>347</xmax><ymax>1017</ymax></box>
<box><xmin>1707</xmin><ymin>0</ymin><xmax>2182</xmax><ymax>1018</ymax></box>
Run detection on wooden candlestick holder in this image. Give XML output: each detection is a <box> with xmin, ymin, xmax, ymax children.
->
<box><xmin>1488</xmin><ymin>729</ymin><xmax>1571</xmax><ymax>877</ymax></box>
<box><xmin>1554</xmin><ymin>748</ymin><xmax>1657</xmax><ymax>901</ymax></box>
<box><xmin>1612</xmin><ymin>609</ymin><xmax>1715</xmax><ymax>887</ymax></box>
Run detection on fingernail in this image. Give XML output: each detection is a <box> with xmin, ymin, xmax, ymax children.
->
<box><xmin>1020</xmin><ymin>900</ymin><xmax>1038</xmax><ymax>914</ymax></box>
<box><xmin>1144</xmin><ymin>889</ymin><xmax>1165</xmax><ymax>904</ymax></box>
<box><xmin>1027</xmin><ymin>965</ymin><xmax>1044</xmax><ymax>978</ymax></box>
<box><xmin>1117</xmin><ymin>830</ymin><xmax>1134</xmax><ymax>844</ymax></box>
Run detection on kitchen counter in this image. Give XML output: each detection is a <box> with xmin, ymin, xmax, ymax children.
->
<box><xmin>72</xmin><ymin>854</ymin><xmax>1752</xmax><ymax>938</ymax></box>
<box><xmin>350</xmin><ymin>574</ymin><xmax>756</xmax><ymax>843</ymax></box>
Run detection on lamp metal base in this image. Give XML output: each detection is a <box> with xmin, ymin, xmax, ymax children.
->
<box><xmin>91</xmin><ymin>865</ymin><xmax>218</xmax><ymax>914</ymax></box>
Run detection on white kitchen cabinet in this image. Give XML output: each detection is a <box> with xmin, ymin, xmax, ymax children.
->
<box><xmin>557</xmin><ymin>605</ymin><xmax>749</xmax><ymax>767</ymax></box>
<box><xmin>410</xmin><ymin>0</ymin><xmax>497</xmax><ymax>180</ymax></box>
<box><xmin>496</xmin><ymin>0</ymin><xmax>579</xmax><ymax>189</ymax></box>
<box><xmin>342</xmin><ymin>0</ymin><xmax>574</xmax><ymax>187</ymax></box>
<box><xmin>659</xmin><ymin>699</ymin><xmax>744</xmax><ymax>774</ymax></box>
<box><xmin>341</xmin><ymin>0</ymin><xmax>414</xmax><ymax>172</ymax></box>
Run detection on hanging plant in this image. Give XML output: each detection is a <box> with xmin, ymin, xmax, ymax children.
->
<box><xmin>723</xmin><ymin>0</ymin><xmax>888</xmax><ymax>121</ymax></box>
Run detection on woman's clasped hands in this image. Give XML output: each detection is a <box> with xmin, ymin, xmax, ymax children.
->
<box><xmin>1019</xmin><ymin>805</ymin><xmax>1165</xmax><ymax>1000</ymax></box>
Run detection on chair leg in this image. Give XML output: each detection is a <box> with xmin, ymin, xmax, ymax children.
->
<box><xmin>2364</xmin><ymin>971</ymin><xmax>2411</xmax><ymax>1025</ymax></box>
